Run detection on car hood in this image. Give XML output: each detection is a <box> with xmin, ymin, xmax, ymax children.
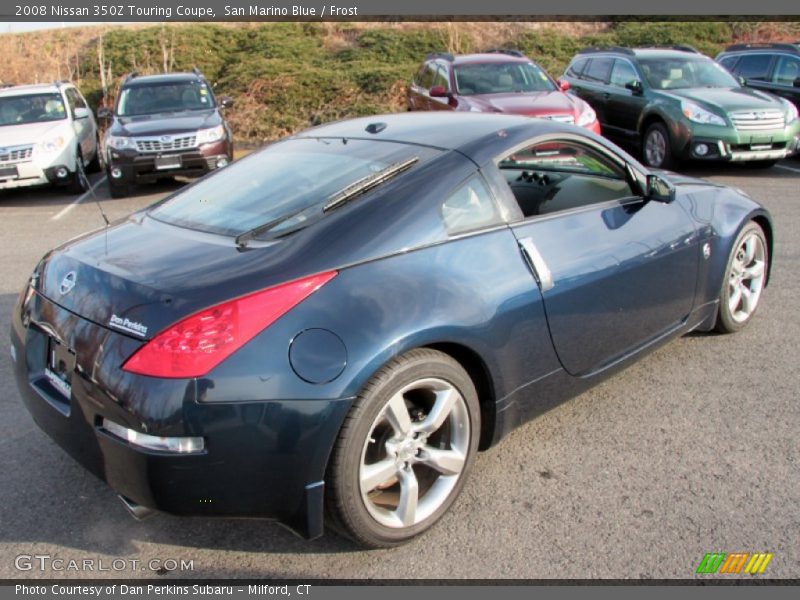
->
<box><xmin>0</xmin><ymin>120</ymin><xmax>69</xmax><ymax>147</ymax></box>
<box><xmin>464</xmin><ymin>91</ymin><xmax>577</xmax><ymax>116</ymax></box>
<box><xmin>110</xmin><ymin>109</ymin><xmax>220</xmax><ymax>137</ymax></box>
<box><xmin>657</xmin><ymin>87</ymin><xmax>785</xmax><ymax>113</ymax></box>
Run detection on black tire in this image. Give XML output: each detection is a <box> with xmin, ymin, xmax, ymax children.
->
<box><xmin>742</xmin><ymin>160</ymin><xmax>778</xmax><ymax>169</ymax></box>
<box><xmin>715</xmin><ymin>221</ymin><xmax>769</xmax><ymax>334</ymax></box>
<box><xmin>66</xmin><ymin>151</ymin><xmax>89</xmax><ymax>194</ymax></box>
<box><xmin>642</xmin><ymin>122</ymin><xmax>675</xmax><ymax>170</ymax></box>
<box><xmin>107</xmin><ymin>170</ymin><xmax>129</xmax><ymax>199</ymax></box>
<box><xmin>325</xmin><ymin>348</ymin><xmax>480</xmax><ymax>548</ymax></box>
<box><xmin>86</xmin><ymin>137</ymin><xmax>102</xmax><ymax>173</ymax></box>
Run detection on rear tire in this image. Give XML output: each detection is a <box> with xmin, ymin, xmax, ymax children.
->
<box><xmin>325</xmin><ymin>348</ymin><xmax>480</xmax><ymax>548</ymax></box>
<box><xmin>642</xmin><ymin>122</ymin><xmax>675</xmax><ymax>170</ymax></box>
<box><xmin>86</xmin><ymin>137</ymin><xmax>102</xmax><ymax>173</ymax></box>
<box><xmin>107</xmin><ymin>170</ymin><xmax>129</xmax><ymax>199</ymax></box>
<box><xmin>714</xmin><ymin>221</ymin><xmax>768</xmax><ymax>333</ymax></box>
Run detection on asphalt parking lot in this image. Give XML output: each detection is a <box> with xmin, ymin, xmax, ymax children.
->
<box><xmin>0</xmin><ymin>158</ymin><xmax>798</xmax><ymax>580</ymax></box>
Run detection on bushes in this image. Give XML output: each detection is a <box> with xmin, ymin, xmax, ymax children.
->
<box><xmin>6</xmin><ymin>21</ymin><xmax>773</xmax><ymax>143</ymax></box>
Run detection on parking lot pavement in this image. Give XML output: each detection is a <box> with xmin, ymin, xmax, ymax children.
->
<box><xmin>0</xmin><ymin>161</ymin><xmax>798</xmax><ymax>580</ymax></box>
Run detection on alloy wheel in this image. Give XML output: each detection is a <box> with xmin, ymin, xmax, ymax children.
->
<box><xmin>727</xmin><ymin>231</ymin><xmax>767</xmax><ymax>323</ymax></box>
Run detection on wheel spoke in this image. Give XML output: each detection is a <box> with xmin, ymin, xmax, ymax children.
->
<box><xmin>417</xmin><ymin>388</ymin><xmax>459</xmax><ymax>435</ymax></box>
<box><xmin>361</xmin><ymin>458</ymin><xmax>398</xmax><ymax>492</ymax></box>
<box><xmin>740</xmin><ymin>285</ymin><xmax>755</xmax><ymax>314</ymax></box>
<box><xmin>728</xmin><ymin>285</ymin><xmax>742</xmax><ymax>313</ymax></box>
<box><xmin>743</xmin><ymin>260</ymin><xmax>765</xmax><ymax>281</ymax></box>
<box><xmin>396</xmin><ymin>467</ymin><xmax>419</xmax><ymax>526</ymax></box>
<box><xmin>742</xmin><ymin>237</ymin><xmax>755</xmax><ymax>264</ymax></box>
<box><xmin>384</xmin><ymin>392</ymin><xmax>412</xmax><ymax>436</ymax></box>
<box><xmin>420</xmin><ymin>446</ymin><xmax>465</xmax><ymax>476</ymax></box>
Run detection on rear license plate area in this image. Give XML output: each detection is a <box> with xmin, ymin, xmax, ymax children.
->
<box><xmin>44</xmin><ymin>336</ymin><xmax>75</xmax><ymax>401</ymax></box>
<box><xmin>154</xmin><ymin>155</ymin><xmax>182</xmax><ymax>170</ymax></box>
<box><xmin>0</xmin><ymin>165</ymin><xmax>19</xmax><ymax>179</ymax></box>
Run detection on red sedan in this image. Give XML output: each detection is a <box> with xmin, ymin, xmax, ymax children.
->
<box><xmin>408</xmin><ymin>50</ymin><xmax>601</xmax><ymax>135</ymax></box>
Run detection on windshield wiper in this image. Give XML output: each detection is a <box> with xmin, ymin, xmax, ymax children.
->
<box><xmin>322</xmin><ymin>157</ymin><xmax>418</xmax><ymax>212</ymax></box>
<box><xmin>234</xmin><ymin>207</ymin><xmax>309</xmax><ymax>249</ymax></box>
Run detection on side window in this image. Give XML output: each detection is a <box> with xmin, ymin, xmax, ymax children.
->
<box><xmin>566</xmin><ymin>57</ymin><xmax>589</xmax><ymax>78</ymax></box>
<box><xmin>71</xmin><ymin>89</ymin><xmax>87</xmax><ymax>109</ymax></box>
<box><xmin>432</xmin><ymin>64</ymin><xmax>450</xmax><ymax>91</ymax></box>
<box><xmin>441</xmin><ymin>175</ymin><xmax>500</xmax><ymax>235</ymax></box>
<box><xmin>736</xmin><ymin>54</ymin><xmax>773</xmax><ymax>81</ymax></box>
<box><xmin>772</xmin><ymin>55</ymin><xmax>800</xmax><ymax>86</ymax></box>
<box><xmin>583</xmin><ymin>57</ymin><xmax>614</xmax><ymax>84</ymax></box>
<box><xmin>497</xmin><ymin>140</ymin><xmax>635</xmax><ymax>218</ymax></box>
<box><xmin>63</xmin><ymin>89</ymin><xmax>77</xmax><ymax>113</ymax></box>
<box><xmin>413</xmin><ymin>64</ymin><xmax>428</xmax><ymax>86</ymax></box>
<box><xmin>417</xmin><ymin>63</ymin><xmax>436</xmax><ymax>89</ymax></box>
<box><xmin>609</xmin><ymin>59</ymin><xmax>638</xmax><ymax>88</ymax></box>
<box><xmin>717</xmin><ymin>55</ymin><xmax>739</xmax><ymax>72</ymax></box>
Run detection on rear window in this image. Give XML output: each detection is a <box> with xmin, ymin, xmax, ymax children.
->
<box><xmin>566</xmin><ymin>57</ymin><xmax>589</xmax><ymax>78</ymax></box>
<box><xmin>149</xmin><ymin>138</ymin><xmax>441</xmax><ymax>238</ymax></box>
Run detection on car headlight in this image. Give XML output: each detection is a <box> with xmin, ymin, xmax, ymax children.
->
<box><xmin>576</xmin><ymin>103</ymin><xmax>597</xmax><ymax>127</ymax></box>
<box><xmin>196</xmin><ymin>125</ymin><xmax>225</xmax><ymax>145</ymax></box>
<box><xmin>34</xmin><ymin>136</ymin><xmax>66</xmax><ymax>155</ymax></box>
<box><xmin>780</xmin><ymin>98</ymin><xmax>799</xmax><ymax>123</ymax></box>
<box><xmin>106</xmin><ymin>135</ymin><xmax>134</xmax><ymax>150</ymax></box>
<box><xmin>681</xmin><ymin>101</ymin><xmax>726</xmax><ymax>126</ymax></box>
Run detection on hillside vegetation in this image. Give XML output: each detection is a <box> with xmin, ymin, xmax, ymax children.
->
<box><xmin>1</xmin><ymin>21</ymin><xmax>798</xmax><ymax>143</ymax></box>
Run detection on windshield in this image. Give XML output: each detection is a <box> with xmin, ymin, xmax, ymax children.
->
<box><xmin>0</xmin><ymin>93</ymin><xmax>66</xmax><ymax>127</ymax></box>
<box><xmin>149</xmin><ymin>138</ymin><xmax>440</xmax><ymax>238</ymax></box>
<box><xmin>638</xmin><ymin>57</ymin><xmax>739</xmax><ymax>90</ymax></box>
<box><xmin>454</xmin><ymin>62</ymin><xmax>556</xmax><ymax>95</ymax></box>
<box><xmin>117</xmin><ymin>80</ymin><xmax>215</xmax><ymax>116</ymax></box>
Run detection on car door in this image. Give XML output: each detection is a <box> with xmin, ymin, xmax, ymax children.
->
<box><xmin>571</xmin><ymin>56</ymin><xmax>614</xmax><ymax>129</ymax></box>
<box><xmin>604</xmin><ymin>58</ymin><xmax>647</xmax><ymax>139</ymax></box>
<box><xmin>495</xmin><ymin>136</ymin><xmax>699</xmax><ymax>376</ymax></box>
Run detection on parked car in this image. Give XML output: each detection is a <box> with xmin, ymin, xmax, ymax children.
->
<box><xmin>98</xmin><ymin>69</ymin><xmax>234</xmax><ymax>198</ymax></box>
<box><xmin>408</xmin><ymin>50</ymin><xmax>600</xmax><ymax>133</ymax></box>
<box><xmin>12</xmin><ymin>113</ymin><xmax>772</xmax><ymax>548</ymax></box>
<box><xmin>562</xmin><ymin>46</ymin><xmax>800</xmax><ymax>168</ymax></box>
<box><xmin>716</xmin><ymin>42</ymin><xmax>800</xmax><ymax>110</ymax></box>
<box><xmin>0</xmin><ymin>82</ymin><xmax>99</xmax><ymax>193</ymax></box>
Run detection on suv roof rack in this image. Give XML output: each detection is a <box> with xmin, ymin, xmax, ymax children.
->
<box><xmin>578</xmin><ymin>46</ymin><xmax>635</xmax><ymax>56</ymax></box>
<box><xmin>634</xmin><ymin>45</ymin><xmax>700</xmax><ymax>54</ymax></box>
<box><xmin>425</xmin><ymin>52</ymin><xmax>454</xmax><ymax>62</ymax></box>
<box><xmin>485</xmin><ymin>48</ymin><xmax>525</xmax><ymax>58</ymax></box>
<box><xmin>724</xmin><ymin>42</ymin><xmax>800</xmax><ymax>54</ymax></box>
<box><xmin>123</xmin><ymin>71</ymin><xmax>139</xmax><ymax>84</ymax></box>
<box><xmin>192</xmin><ymin>67</ymin><xmax>204</xmax><ymax>77</ymax></box>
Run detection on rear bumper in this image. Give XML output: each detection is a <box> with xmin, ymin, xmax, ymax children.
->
<box><xmin>10</xmin><ymin>290</ymin><xmax>351</xmax><ymax>539</ymax></box>
<box><xmin>106</xmin><ymin>139</ymin><xmax>232</xmax><ymax>184</ymax></box>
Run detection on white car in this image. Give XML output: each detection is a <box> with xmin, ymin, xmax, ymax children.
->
<box><xmin>0</xmin><ymin>82</ymin><xmax>100</xmax><ymax>193</ymax></box>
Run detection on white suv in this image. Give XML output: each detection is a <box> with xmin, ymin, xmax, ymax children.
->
<box><xmin>0</xmin><ymin>82</ymin><xmax>99</xmax><ymax>193</ymax></box>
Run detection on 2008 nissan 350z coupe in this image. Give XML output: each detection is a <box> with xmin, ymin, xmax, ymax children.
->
<box><xmin>11</xmin><ymin>113</ymin><xmax>772</xmax><ymax>547</ymax></box>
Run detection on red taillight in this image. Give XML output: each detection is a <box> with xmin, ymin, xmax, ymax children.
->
<box><xmin>122</xmin><ymin>271</ymin><xmax>337</xmax><ymax>378</ymax></box>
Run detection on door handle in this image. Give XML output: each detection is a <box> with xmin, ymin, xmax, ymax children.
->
<box><xmin>518</xmin><ymin>237</ymin><xmax>554</xmax><ymax>292</ymax></box>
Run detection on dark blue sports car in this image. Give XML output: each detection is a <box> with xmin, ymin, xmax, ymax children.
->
<box><xmin>11</xmin><ymin>113</ymin><xmax>772</xmax><ymax>547</ymax></box>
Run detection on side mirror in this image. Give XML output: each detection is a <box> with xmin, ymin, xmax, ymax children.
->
<box><xmin>738</xmin><ymin>75</ymin><xmax>747</xmax><ymax>87</ymax></box>
<box><xmin>429</xmin><ymin>85</ymin><xmax>449</xmax><ymax>98</ymax></box>
<box><xmin>220</xmin><ymin>95</ymin><xmax>234</xmax><ymax>108</ymax></box>
<box><xmin>73</xmin><ymin>107</ymin><xmax>90</xmax><ymax>120</ymax></box>
<box><xmin>96</xmin><ymin>107</ymin><xmax>112</xmax><ymax>120</ymax></box>
<box><xmin>793</xmin><ymin>78</ymin><xmax>800</xmax><ymax>88</ymax></box>
<box><xmin>646</xmin><ymin>174</ymin><xmax>675</xmax><ymax>203</ymax></box>
<box><xmin>625</xmin><ymin>79</ymin><xmax>643</xmax><ymax>95</ymax></box>
<box><xmin>557</xmin><ymin>78</ymin><xmax>570</xmax><ymax>92</ymax></box>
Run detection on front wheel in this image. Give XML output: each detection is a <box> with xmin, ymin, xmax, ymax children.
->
<box><xmin>715</xmin><ymin>221</ymin><xmax>768</xmax><ymax>333</ymax></box>
<box><xmin>325</xmin><ymin>348</ymin><xmax>480</xmax><ymax>548</ymax></box>
<box><xmin>66</xmin><ymin>150</ymin><xmax>89</xmax><ymax>194</ymax></box>
<box><xmin>642</xmin><ymin>122</ymin><xmax>675</xmax><ymax>170</ymax></box>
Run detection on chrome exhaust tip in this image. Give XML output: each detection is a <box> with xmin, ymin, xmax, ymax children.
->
<box><xmin>118</xmin><ymin>495</ymin><xmax>155</xmax><ymax>520</ymax></box>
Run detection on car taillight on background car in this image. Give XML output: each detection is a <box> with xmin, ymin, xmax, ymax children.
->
<box><xmin>123</xmin><ymin>271</ymin><xmax>337</xmax><ymax>378</ymax></box>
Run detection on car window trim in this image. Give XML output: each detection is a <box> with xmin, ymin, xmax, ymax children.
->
<box><xmin>770</xmin><ymin>53</ymin><xmax>800</xmax><ymax>86</ymax></box>
<box><xmin>608</xmin><ymin>57</ymin><xmax>641</xmax><ymax>90</ymax></box>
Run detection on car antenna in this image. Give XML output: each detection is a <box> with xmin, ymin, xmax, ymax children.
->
<box><xmin>78</xmin><ymin>168</ymin><xmax>111</xmax><ymax>253</ymax></box>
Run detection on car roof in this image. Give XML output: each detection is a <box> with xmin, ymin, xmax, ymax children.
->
<box><xmin>719</xmin><ymin>42</ymin><xmax>800</xmax><ymax>55</ymax></box>
<box><xmin>122</xmin><ymin>73</ymin><xmax>204</xmax><ymax>87</ymax></box>
<box><xmin>293</xmin><ymin>112</ymin><xmax>579</xmax><ymax>159</ymax></box>
<box><xmin>631</xmin><ymin>48</ymin><xmax>708</xmax><ymax>60</ymax></box>
<box><xmin>451</xmin><ymin>53</ymin><xmax>530</xmax><ymax>65</ymax></box>
<box><xmin>0</xmin><ymin>83</ymin><xmax>64</xmax><ymax>97</ymax></box>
